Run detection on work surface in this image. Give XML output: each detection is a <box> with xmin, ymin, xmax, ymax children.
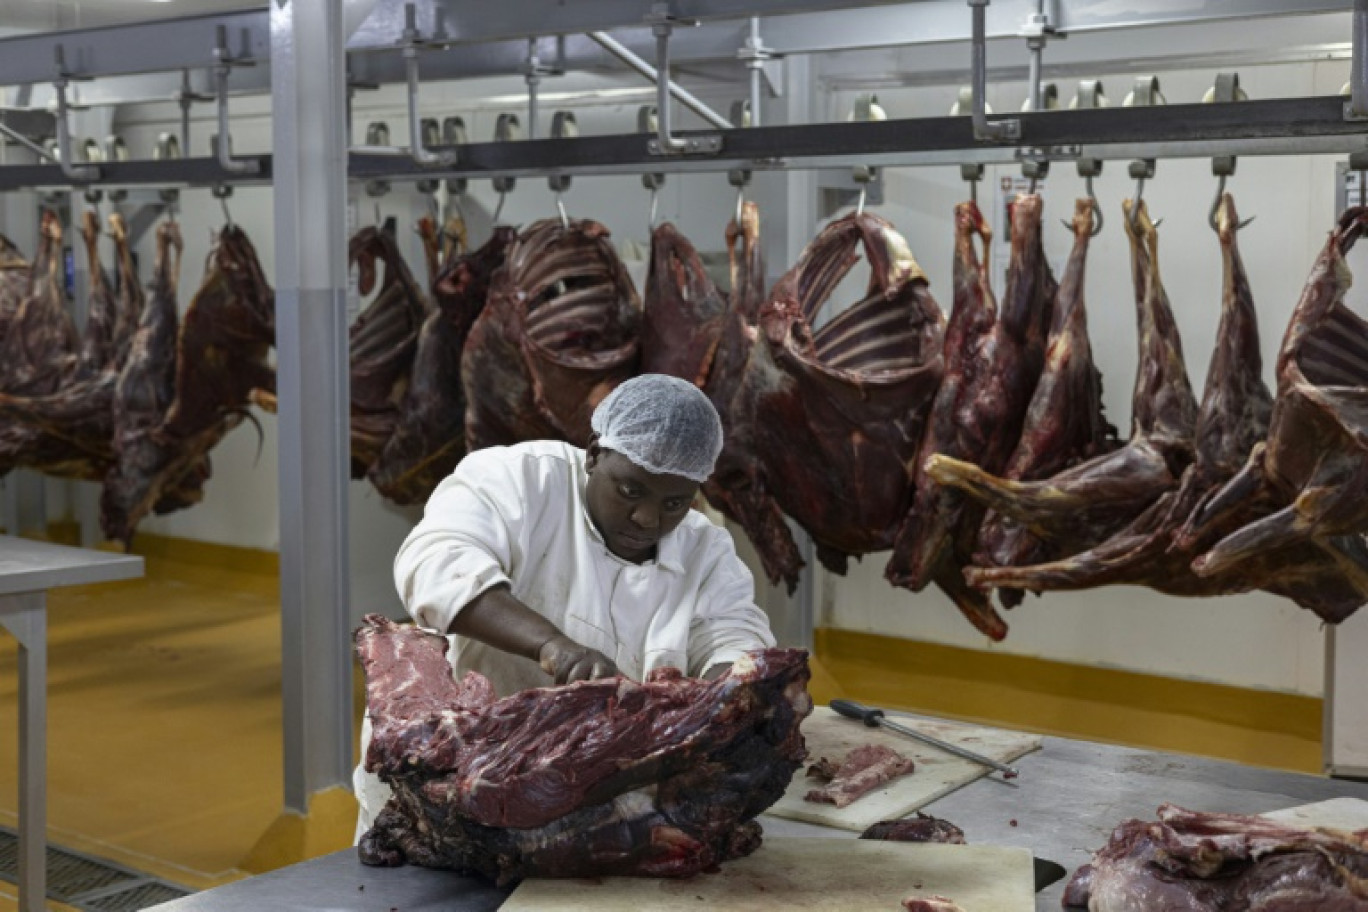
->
<box><xmin>0</xmin><ymin>535</ymin><xmax>143</xmax><ymax>595</ymax></box>
<box><xmin>148</xmin><ymin>732</ymin><xmax>1368</xmax><ymax>912</ymax></box>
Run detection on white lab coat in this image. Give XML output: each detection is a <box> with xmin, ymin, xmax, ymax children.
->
<box><xmin>353</xmin><ymin>439</ymin><xmax>776</xmax><ymax>838</ymax></box>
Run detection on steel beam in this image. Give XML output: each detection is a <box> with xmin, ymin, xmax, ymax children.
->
<box><xmin>270</xmin><ymin>0</ymin><xmax>353</xmax><ymax>813</ymax></box>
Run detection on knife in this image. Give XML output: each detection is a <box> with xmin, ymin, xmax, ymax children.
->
<box><xmin>830</xmin><ymin>699</ymin><xmax>1021</xmax><ymax>779</ymax></box>
<box><xmin>1033</xmin><ymin>856</ymin><xmax>1068</xmax><ymax>892</ymax></box>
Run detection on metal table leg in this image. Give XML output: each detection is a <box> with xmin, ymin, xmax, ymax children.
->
<box><xmin>0</xmin><ymin>591</ymin><xmax>47</xmax><ymax>912</ymax></box>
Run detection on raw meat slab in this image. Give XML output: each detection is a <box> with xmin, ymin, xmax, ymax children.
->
<box><xmin>502</xmin><ymin>838</ymin><xmax>1034</xmax><ymax>912</ymax></box>
<box><xmin>766</xmin><ymin>707</ymin><xmax>1042</xmax><ymax>832</ymax></box>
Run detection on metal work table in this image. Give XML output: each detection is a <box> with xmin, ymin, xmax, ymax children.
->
<box><xmin>0</xmin><ymin>535</ymin><xmax>144</xmax><ymax>912</ymax></box>
<box><xmin>148</xmin><ymin>731</ymin><xmax>1368</xmax><ymax>911</ymax></box>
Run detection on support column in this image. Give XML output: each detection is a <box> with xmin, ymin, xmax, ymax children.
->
<box><xmin>1</xmin><ymin>592</ymin><xmax>47</xmax><ymax>912</ymax></box>
<box><xmin>268</xmin><ymin>0</ymin><xmax>352</xmax><ymax>821</ymax></box>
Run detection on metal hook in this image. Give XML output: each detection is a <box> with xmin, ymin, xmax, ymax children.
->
<box><xmin>855</xmin><ymin>184</ymin><xmax>868</xmax><ymax>216</ymax></box>
<box><xmin>1027</xmin><ymin>176</ymin><xmax>1038</xmax><ymax>195</ymax></box>
<box><xmin>493</xmin><ymin>189</ymin><xmax>508</xmax><ymax>225</ymax></box>
<box><xmin>735</xmin><ymin>184</ymin><xmax>745</xmax><ymax>226</ymax></box>
<box><xmin>1207</xmin><ymin>173</ymin><xmax>1255</xmax><ymax>232</ymax></box>
<box><xmin>555</xmin><ymin>191</ymin><xmax>569</xmax><ymax>230</ymax></box>
<box><xmin>212</xmin><ymin>185</ymin><xmax>234</xmax><ymax>227</ymax></box>
<box><xmin>1129</xmin><ymin>176</ymin><xmax>1146</xmax><ymax>231</ymax></box>
<box><xmin>374</xmin><ymin>202</ymin><xmax>382</xmax><ymax>228</ymax></box>
<box><xmin>648</xmin><ymin>186</ymin><xmax>660</xmax><ymax>230</ymax></box>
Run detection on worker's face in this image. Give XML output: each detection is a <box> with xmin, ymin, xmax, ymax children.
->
<box><xmin>585</xmin><ymin>441</ymin><xmax>699</xmax><ymax>563</ymax></box>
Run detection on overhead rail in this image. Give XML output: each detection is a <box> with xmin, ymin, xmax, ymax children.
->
<box><xmin>1</xmin><ymin>95</ymin><xmax>1364</xmax><ymax>192</ymax></box>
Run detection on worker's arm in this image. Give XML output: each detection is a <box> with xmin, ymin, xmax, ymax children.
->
<box><xmin>452</xmin><ymin>584</ymin><xmax>618</xmax><ymax>685</ymax></box>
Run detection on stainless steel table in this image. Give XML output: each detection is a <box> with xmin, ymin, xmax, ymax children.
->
<box><xmin>0</xmin><ymin>535</ymin><xmax>143</xmax><ymax>912</ymax></box>
<box><xmin>148</xmin><ymin>730</ymin><xmax>1368</xmax><ymax>911</ymax></box>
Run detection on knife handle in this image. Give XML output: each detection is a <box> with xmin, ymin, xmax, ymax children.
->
<box><xmin>831</xmin><ymin>699</ymin><xmax>885</xmax><ymax>728</ymax></box>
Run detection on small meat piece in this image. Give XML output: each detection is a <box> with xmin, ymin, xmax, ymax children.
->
<box><xmin>861</xmin><ymin>813</ymin><xmax>965</xmax><ymax>844</ymax></box>
<box><xmin>902</xmin><ymin>896</ymin><xmax>965</xmax><ymax>912</ymax></box>
<box><xmin>804</xmin><ymin>744</ymin><xmax>915</xmax><ymax>808</ymax></box>
<box><xmin>807</xmin><ymin>757</ymin><xmax>840</xmax><ymax>781</ymax></box>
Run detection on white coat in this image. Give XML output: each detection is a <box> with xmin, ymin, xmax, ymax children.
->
<box><xmin>353</xmin><ymin>439</ymin><xmax>776</xmax><ymax>838</ymax></box>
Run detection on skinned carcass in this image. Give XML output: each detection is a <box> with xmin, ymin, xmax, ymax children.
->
<box><xmin>971</xmin><ymin>199</ymin><xmax>1118</xmax><ymax>608</ymax></box>
<box><xmin>355</xmin><ymin>614</ymin><xmax>812</xmax><ymax>884</ymax></box>
<box><xmin>1</xmin><ymin>210</ymin><xmax>77</xmax><ymax>396</ymax></box>
<box><xmin>369</xmin><ymin>227</ymin><xmax>515</xmax><ymax>504</ymax></box>
<box><xmin>463</xmin><ymin>218</ymin><xmax>641</xmax><ymax>450</ymax></box>
<box><xmin>960</xmin><ymin>196</ymin><xmax>1368</xmax><ymax>622</ymax></box>
<box><xmin>102</xmin><ymin>225</ymin><xmax>274</xmax><ymax>544</ymax></box>
<box><xmin>700</xmin><ymin>203</ymin><xmax>805</xmax><ymax>592</ymax></box>
<box><xmin>101</xmin><ymin>221</ymin><xmax>184</xmax><ymax>543</ymax></box>
<box><xmin>1180</xmin><ymin>207</ymin><xmax>1368</xmax><ymax>602</ymax></box>
<box><xmin>734</xmin><ymin>212</ymin><xmax>945</xmax><ymax>577</ymax></box>
<box><xmin>346</xmin><ymin>226</ymin><xmax>430</xmax><ymax>476</ymax></box>
<box><xmin>1063</xmin><ymin>804</ymin><xmax>1368</xmax><ymax>911</ymax></box>
<box><xmin>0</xmin><ymin>234</ymin><xmax>28</xmax><ymax>336</ymax></box>
<box><xmin>924</xmin><ymin>200</ymin><xmax>1199</xmax><ymax>615</ymax></box>
<box><xmin>885</xmin><ymin>196</ymin><xmax>1056</xmax><ymax>639</ymax></box>
<box><xmin>640</xmin><ymin>221</ymin><xmax>729</xmax><ymax>386</ymax></box>
<box><xmin>75</xmin><ymin>211</ymin><xmax>120</xmax><ymax>378</ymax></box>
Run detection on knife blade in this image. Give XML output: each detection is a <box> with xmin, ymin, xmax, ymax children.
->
<box><xmin>1033</xmin><ymin>856</ymin><xmax>1069</xmax><ymax>892</ymax></box>
<box><xmin>830</xmin><ymin>699</ymin><xmax>1021</xmax><ymax>778</ymax></box>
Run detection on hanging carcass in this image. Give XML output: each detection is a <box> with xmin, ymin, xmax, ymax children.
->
<box><xmin>101</xmin><ymin>224</ymin><xmax>274</xmax><ymax>545</ymax></box>
<box><xmin>958</xmin><ymin>195</ymin><xmax>1367</xmax><ymax>621</ymax></box>
<box><xmin>0</xmin><ymin>233</ymin><xmax>28</xmax><ymax>338</ymax></box>
<box><xmin>923</xmin><ymin>199</ymin><xmax>1199</xmax><ymax>631</ymax></box>
<box><xmin>463</xmin><ymin>218</ymin><xmax>641</xmax><ymax>450</ymax></box>
<box><xmin>970</xmin><ymin>198</ymin><xmax>1119</xmax><ymax>608</ymax></box>
<box><xmin>640</xmin><ymin>221</ymin><xmax>729</xmax><ymax>387</ymax></box>
<box><xmin>730</xmin><ymin>211</ymin><xmax>945</xmax><ymax>578</ymax></box>
<box><xmin>699</xmin><ymin>203</ymin><xmax>805</xmax><ymax>592</ymax></box>
<box><xmin>885</xmin><ymin>195</ymin><xmax>1057</xmax><ymax>639</ymax></box>
<box><xmin>369</xmin><ymin>227</ymin><xmax>516</xmax><ymax>505</ymax></box>
<box><xmin>101</xmin><ymin>221</ymin><xmax>184</xmax><ymax>544</ymax></box>
<box><xmin>0</xmin><ymin>210</ymin><xmax>77</xmax><ymax>396</ymax></box>
<box><xmin>74</xmin><ymin>211</ymin><xmax>121</xmax><ymax>378</ymax></box>
<box><xmin>1177</xmin><ymin>206</ymin><xmax>1368</xmax><ymax>611</ymax></box>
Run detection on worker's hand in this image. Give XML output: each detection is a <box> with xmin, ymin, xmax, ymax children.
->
<box><xmin>538</xmin><ymin>634</ymin><xmax>618</xmax><ymax>686</ymax></box>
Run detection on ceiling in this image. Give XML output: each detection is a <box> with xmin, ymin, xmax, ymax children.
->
<box><xmin>0</xmin><ymin>0</ymin><xmax>262</xmax><ymax>32</ymax></box>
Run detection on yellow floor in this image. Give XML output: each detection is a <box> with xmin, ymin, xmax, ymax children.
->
<box><xmin>0</xmin><ymin>538</ymin><xmax>1331</xmax><ymax>909</ymax></box>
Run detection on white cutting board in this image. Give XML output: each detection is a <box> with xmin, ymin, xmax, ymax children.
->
<box><xmin>502</xmin><ymin>838</ymin><xmax>1035</xmax><ymax>912</ymax></box>
<box><xmin>1262</xmin><ymin>796</ymin><xmax>1368</xmax><ymax>831</ymax></box>
<box><xmin>766</xmin><ymin>707</ymin><xmax>1042</xmax><ymax>832</ymax></box>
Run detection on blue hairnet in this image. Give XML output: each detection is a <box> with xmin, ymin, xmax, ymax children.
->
<box><xmin>590</xmin><ymin>375</ymin><xmax>723</xmax><ymax>483</ymax></box>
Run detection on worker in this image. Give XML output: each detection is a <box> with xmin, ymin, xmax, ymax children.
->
<box><xmin>353</xmin><ymin>373</ymin><xmax>776</xmax><ymax>838</ymax></box>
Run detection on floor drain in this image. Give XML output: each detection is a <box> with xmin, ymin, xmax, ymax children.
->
<box><xmin>0</xmin><ymin>827</ymin><xmax>194</xmax><ymax>910</ymax></box>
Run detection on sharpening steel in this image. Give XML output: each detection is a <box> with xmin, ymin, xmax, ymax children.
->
<box><xmin>830</xmin><ymin>699</ymin><xmax>1021</xmax><ymax>779</ymax></box>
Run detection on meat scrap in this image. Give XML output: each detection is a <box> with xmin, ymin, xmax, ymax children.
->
<box><xmin>886</xmin><ymin>195</ymin><xmax>1056</xmax><ymax>639</ymax></box>
<box><xmin>804</xmin><ymin>744</ymin><xmax>915</xmax><ymax>808</ymax></box>
<box><xmin>902</xmin><ymin>897</ymin><xmax>965</xmax><ymax>912</ymax></box>
<box><xmin>355</xmin><ymin>615</ymin><xmax>811</xmax><ymax>884</ymax></box>
<box><xmin>737</xmin><ymin>212</ymin><xmax>946</xmax><ymax>578</ymax></box>
<box><xmin>1063</xmin><ymin>804</ymin><xmax>1368</xmax><ymax>911</ymax></box>
<box><xmin>463</xmin><ymin>218</ymin><xmax>641</xmax><ymax>451</ymax></box>
<box><xmin>862</xmin><ymin>813</ymin><xmax>965</xmax><ymax>844</ymax></box>
<box><xmin>700</xmin><ymin>203</ymin><xmax>804</xmax><ymax>592</ymax></box>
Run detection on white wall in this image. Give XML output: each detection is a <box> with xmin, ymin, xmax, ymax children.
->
<box><xmin>819</xmin><ymin>58</ymin><xmax>1356</xmax><ymax>697</ymax></box>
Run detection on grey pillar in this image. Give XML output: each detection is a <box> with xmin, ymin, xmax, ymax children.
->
<box><xmin>270</xmin><ymin>0</ymin><xmax>353</xmax><ymax>812</ymax></box>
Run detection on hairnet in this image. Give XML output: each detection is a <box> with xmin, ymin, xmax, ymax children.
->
<box><xmin>590</xmin><ymin>375</ymin><xmax>723</xmax><ymax>483</ymax></box>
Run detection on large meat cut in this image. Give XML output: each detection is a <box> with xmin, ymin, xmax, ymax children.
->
<box><xmin>355</xmin><ymin>614</ymin><xmax>811</xmax><ymax>884</ymax></box>
<box><xmin>971</xmin><ymin>198</ymin><xmax>1118</xmax><ymax>608</ymax></box>
<box><xmin>101</xmin><ymin>221</ymin><xmax>184</xmax><ymax>543</ymax></box>
<box><xmin>640</xmin><ymin>221</ymin><xmax>729</xmax><ymax>387</ymax></box>
<box><xmin>369</xmin><ymin>227</ymin><xmax>515</xmax><ymax>504</ymax></box>
<box><xmin>956</xmin><ymin>196</ymin><xmax>1368</xmax><ymax>621</ymax></box>
<box><xmin>737</xmin><ymin>212</ymin><xmax>946</xmax><ymax>577</ymax></box>
<box><xmin>1063</xmin><ymin>804</ymin><xmax>1368</xmax><ymax>911</ymax></box>
<box><xmin>463</xmin><ymin>218</ymin><xmax>641</xmax><ymax>451</ymax></box>
<box><xmin>701</xmin><ymin>203</ymin><xmax>805</xmax><ymax>592</ymax></box>
<box><xmin>345</xmin><ymin>226</ymin><xmax>431</xmax><ymax>477</ymax></box>
<box><xmin>886</xmin><ymin>195</ymin><xmax>1056</xmax><ymax>639</ymax></box>
<box><xmin>926</xmin><ymin>200</ymin><xmax>1198</xmax><ymax>609</ymax></box>
<box><xmin>103</xmin><ymin>225</ymin><xmax>274</xmax><ymax>544</ymax></box>
<box><xmin>1182</xmin><ymin>206</ymin><xmax>1368</xmax><ymax>605</ymax></box>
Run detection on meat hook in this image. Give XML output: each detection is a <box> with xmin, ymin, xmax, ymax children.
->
<box><xmin>493</xmin><ymin>189</ymin><xmax>509</xmax><ymax>226</ymax></box>
<box><xmin>1062</xmin><ymin>175</ymin><xmax>1104</xmax><ymax>236</ymax></box>
<box><xmin>1128</xmin><ymin>176</ymin><xmax>1146</xmax><ymax>231</ymax></box>
<box><xmin>212</xmin><ymin>183</ymin><xmax>234</xmax><ymax>227</ymax></box>
<box><xmin>554</xmin><ymin>191</ymin><xmax>570</xmax><ymax>230</ymax></box>
<box><xmin>734</xmin><ymin>184</ymin><xmax>745</xmax><ymax>226</ymax></box>
<box><xmin>647</xmin><ymin>185</ymin><xmax>660</xmax><ymax>230</ymax></box>
<box><xmin>855</xmin><ymin>184</ymin><xmax>868</xmax><ymax>216</ymax></box>
<box><xmin>1207</xmin><ymin>173</ymin><xmax>1256</xmax><ymax>233</ymax></box>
